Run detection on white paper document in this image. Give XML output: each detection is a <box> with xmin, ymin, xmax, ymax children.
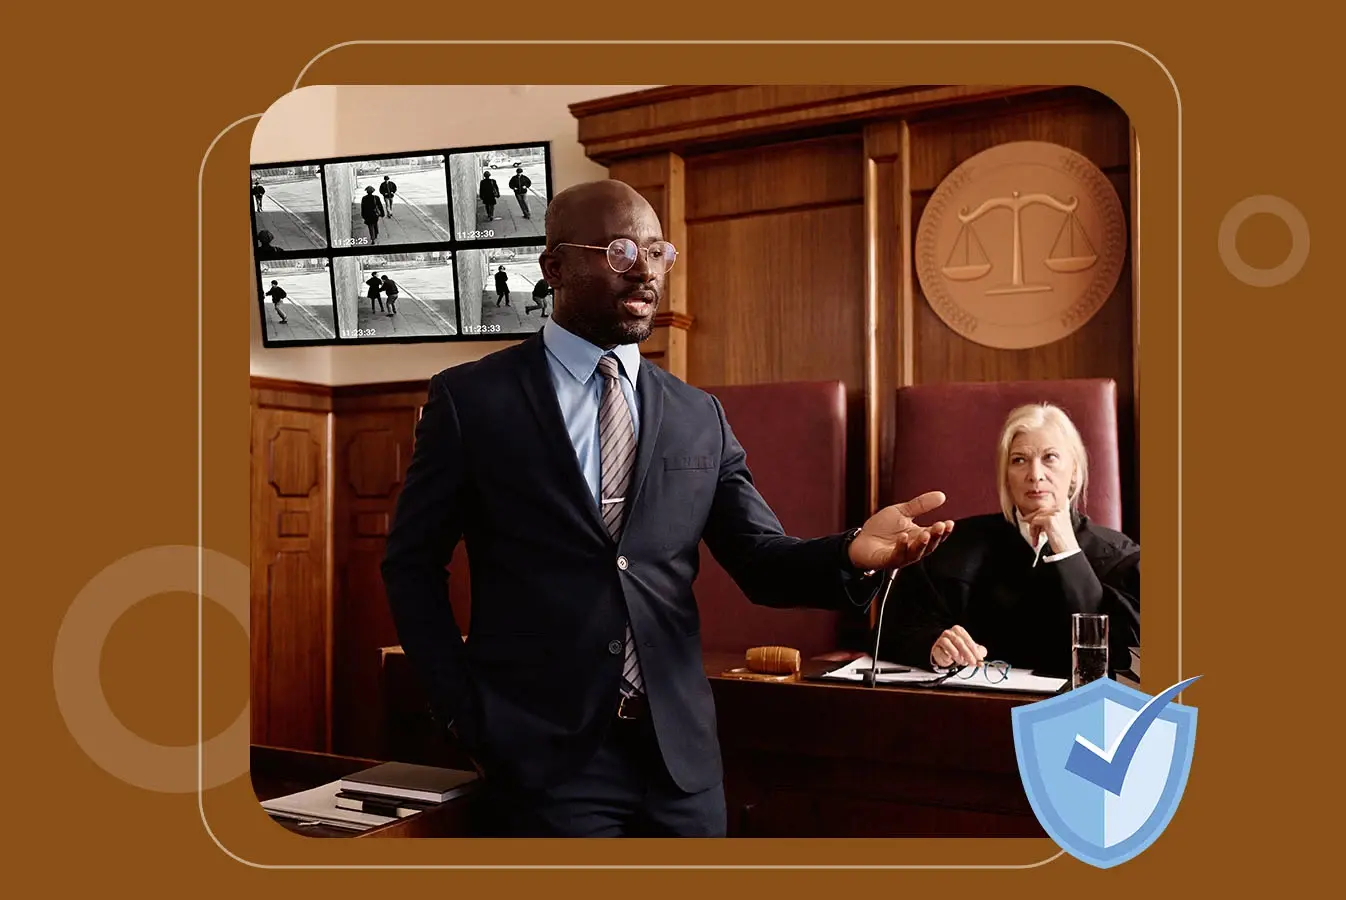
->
<box><xmin>820</xmin><ymin>656</ymin><xmax>1067</xmax><ymax>694</ymax></box>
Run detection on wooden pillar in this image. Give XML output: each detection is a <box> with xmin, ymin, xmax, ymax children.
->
<box><xmin>863</xmin><ymin>120</ymin><xmax>913</xmax><ymax>515</ymax></box>
<box><xmin>607</xmin><ymin>152</ymin><xmax>691</xmax><ymax>379</ymax></box>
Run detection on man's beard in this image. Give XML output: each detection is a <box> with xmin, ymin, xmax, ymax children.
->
<box><xmin>562</xmin><ymin>290</ymin><xmax>658</xmax><ymax>347</ymax></box>
<box><xmin>570</xmin><ymin>311</ymin><xmax>654</xmax><ymax>346</ymax></box>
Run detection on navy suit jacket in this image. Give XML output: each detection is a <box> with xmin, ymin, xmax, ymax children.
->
<box><xmin>382</xmin><ymin>332</ymin><xmax>874</xmax><ymax>793</ymax></box>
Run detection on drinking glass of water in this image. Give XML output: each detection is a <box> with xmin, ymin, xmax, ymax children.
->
<box><xmin>1072</xmin><ymin>613</ymin><xmax>1109</xmax><ymax>689</ymax></box>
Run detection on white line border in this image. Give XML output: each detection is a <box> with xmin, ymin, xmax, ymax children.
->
<box><xmin>204</xmin><ymin>38</ymin><xmax>1180</xmax><ymax>870</ymax></box>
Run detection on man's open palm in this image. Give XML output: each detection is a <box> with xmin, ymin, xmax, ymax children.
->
<box><xmin>849</xmin><ymin>490</ymin><xmax>955</xmax><ymax>572</ymax></box>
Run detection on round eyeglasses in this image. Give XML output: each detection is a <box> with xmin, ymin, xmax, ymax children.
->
<box><xmin>923</xmin><ymin>660</ymin><xmax>1012</xmax><ymax>686</ymax></box>
<box><xmin>554</xmin><ymin>238</ymin><xmax>677</xmax><ymax>274</ymax></box>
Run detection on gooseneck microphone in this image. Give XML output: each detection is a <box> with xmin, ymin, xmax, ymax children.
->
<box><xmin>862</xmin><ymin>566</ymin><xmax>902</xmax><ymax>688</ymax></box>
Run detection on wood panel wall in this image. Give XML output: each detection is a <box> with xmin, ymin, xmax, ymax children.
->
<box><xmin>250</xmin><ymin>381</ymin><xmax>331</xmax><ymax>752</ymax></box>
<box><xmin>330</xmin><ymin>384</ymin><xmax>422</xmax><ymax>759</ymax></box>
<box><xmin>572</xmin><ymin>84</ymin><xmax>1138</xmax><ymax>539</ymax></box>
<box><xmin>680</xmin><ymin>135</ymin><xmax>869</xmax><ymax>522</ymax></box>
<box><xmin>250</xmin><ymin>377</ymin><xmax>475</xmax><ymax>759</ymax></box>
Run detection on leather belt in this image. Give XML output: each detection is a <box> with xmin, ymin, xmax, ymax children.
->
<box><xmin>615</xmin><ymin>692</ymin><xmax>648</xmax><ymax>721</ymax></box>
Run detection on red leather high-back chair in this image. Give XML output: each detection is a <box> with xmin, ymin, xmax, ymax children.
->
<box><xmin>891</xmin><ymin>379</ymin><xmax>1122</xmax><ymax>530</ymax></box>
<box><xmin>694</xmin><ymin>381</ymin><xmax>849</xmax><ymax>659</ymax></box>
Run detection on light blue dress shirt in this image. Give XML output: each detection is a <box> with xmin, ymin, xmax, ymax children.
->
<box><xmin>541</xmin><ymin>317</ymin><xmax>644</xmax><ymax>507</ymax></box>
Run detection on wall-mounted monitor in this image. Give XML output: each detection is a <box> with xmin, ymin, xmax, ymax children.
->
<box><xmin>251</xmin><ymin>142</ymin><xmax>553</xmax><ymax>347</ymax></box>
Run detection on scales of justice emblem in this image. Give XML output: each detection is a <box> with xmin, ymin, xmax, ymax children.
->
<box><xmin>915</xmin><ymin>141</ymin><xmax>1126</xmax><ymax>350</ymax></box>
<box><xmin>942</xmin><ymin>190</ymin><xmax>1099</xmax><ymax>293</ymax></box>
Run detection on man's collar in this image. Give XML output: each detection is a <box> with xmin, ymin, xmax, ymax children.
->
<box><xmin>542</xmin><ymin>317</ymin><xmax>642</xmax><ymax>388</ymax></box>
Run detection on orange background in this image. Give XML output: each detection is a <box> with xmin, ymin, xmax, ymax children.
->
<box><xmin>7</xmin><ymin>2</ymin><xmax>1339</xmax><ymax>896</ymax></box>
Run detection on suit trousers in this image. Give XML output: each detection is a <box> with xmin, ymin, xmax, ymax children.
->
<box><xmin>469</xmin><ymin>713</ymin><xmax>727</xmax><ymax>838</ymax></box>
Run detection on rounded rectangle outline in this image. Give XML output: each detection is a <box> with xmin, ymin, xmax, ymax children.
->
<box><xmin>205</xmin><ymin>38</ymin><xmax>1180</xmax><ymax>870</ymax></box>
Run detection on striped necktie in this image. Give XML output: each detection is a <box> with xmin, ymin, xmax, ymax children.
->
<box><xmin>596</xmin><ymin>354</ymin><xmax>644</xmax><ymax>697</ymax></box>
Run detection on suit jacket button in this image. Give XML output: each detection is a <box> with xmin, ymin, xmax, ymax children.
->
<box><xmin>617</xmin><ymin>555</ymin><xmax>629</xmax><ymax>571</ymax></box>
<box><xmin>607</xmin><ymin>640</ymin><xmax>623</xmax><ymax>655</ymax></box>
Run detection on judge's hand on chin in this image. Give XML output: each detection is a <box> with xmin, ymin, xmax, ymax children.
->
<box><xmin>1021</xmin><ymin>500</ymin><xmax>1079</xmax><ymax>556</ymax></box>
<box><xmin>847</xmin><ymin>490</ymin><xmax>956</xmax><ymax>573</ymax></box>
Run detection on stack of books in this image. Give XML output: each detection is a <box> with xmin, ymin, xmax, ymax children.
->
<box><xmin>335</xmin><ymin>761</ymin><xmax>478</xmax><ymax>819</ymax></box>
<box><xmin>260</xmin><ymin>761</ymin><xmax>479</xmax><ymax>833</ymax></box>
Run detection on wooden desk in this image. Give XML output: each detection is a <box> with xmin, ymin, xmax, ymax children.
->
<box><xmin>702</xmin><ymin>652</ymin><xmax>1048</xmax><ymax>837</ymax></box>
<box><xmin>377</xmin><ymin>649</ymin><xmax>1054</xmax><ymax>838</ymax></box>
<box><xmin>250</xmin><ymin>745</ymin><xmax>472</xmax><ymax>838</ymax></box>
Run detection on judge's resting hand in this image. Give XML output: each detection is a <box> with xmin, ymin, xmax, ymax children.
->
<box><xmin>848</xmin><ymin>490</ymin><xmax>955</xmax><ymax>572</ymax></box>
<box><xmin>931</xmin><ymin>626</ymin><xmax>987</xmax><ymax>669</ymax></box>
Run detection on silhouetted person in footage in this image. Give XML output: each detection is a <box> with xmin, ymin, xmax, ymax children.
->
<box><xmin>264</xmin><ymin>280</ymin><xmax>288</xmax><ymax>325</ymax></box>
<box><xmin>526</xmin><ymin>277</ymin><xmax>553</xmax><ymax>317</ymax></box>
<box><xmin>361</xmin><ymin>186</ymin><xmax>385</xmax><ymax>244</ymax></box>
<box><xmin>366</xmin><ymin>272</ymin><xmax>384</xmax><ymax>314</ymax></box>
<box><xmin>380</xmin><ymin>175</ymin><xmax>398</xmax><ymax>216</ymax></box>
<box><xmin>252</xmin><ymin>181</ymin><xmax>266</xmax><ymax>212</ymax></box>
<box><xmin>495</xmin><ymin>266</ymin><xmax>510</xmax><ymax>307</ymax></box>
<box><xmin>509</xmin><ymin>166</ymin><xmax>532</xmax><ymax>218</ymax></box>
<box><xmin>381</xmin><ymin>275</ymin><xmax>399</xmax><ymax>317</ymax></box>
<box><xmin>480</xmin><ymin>170</ymin><xmax>500</xmax><ymax>222</ymax></box>
<box><xmin>255</xmin><ymin>230</ymin><xmax>283</xmax><ymax>259</ymax></box>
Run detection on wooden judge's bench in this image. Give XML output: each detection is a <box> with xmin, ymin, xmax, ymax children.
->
<box><xmin>379</xmin><ymin>647</ymin><xmax>1048</xmax><ymax>838</ymax></box>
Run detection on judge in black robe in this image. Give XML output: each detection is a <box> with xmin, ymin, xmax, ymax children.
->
<box><xmin>878</xmin><ymin>403</ymin><xmax>1139</xmax><ymax>679</ymax></box>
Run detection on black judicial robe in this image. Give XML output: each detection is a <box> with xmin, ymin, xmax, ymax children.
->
<box><xmin>878</xmin><ymin>511</ymin><xmax>1139</xmax><ymax>678</ymax></box>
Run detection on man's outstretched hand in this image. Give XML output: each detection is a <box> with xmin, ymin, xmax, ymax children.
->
<box><xmin>848</xmin><ymin>490</ymin><xmax>955</xmax><ymax>572</ymax></box>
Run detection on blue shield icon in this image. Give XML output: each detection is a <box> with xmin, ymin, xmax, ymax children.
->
<box><xmin>1012</xmin><ymin>676</ymin><xmax>1200</xmax><ymax>869</ymax></box>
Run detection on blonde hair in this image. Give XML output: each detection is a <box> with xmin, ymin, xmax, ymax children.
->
<box><xmin>996</xmin><ymin>403</ymin><xmax>1089</xmax><ymax>523</ymax></box>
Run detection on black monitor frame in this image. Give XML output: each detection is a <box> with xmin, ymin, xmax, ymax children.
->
<box><xmin>251</xmin><ymin>140</ymin><xmax>554</xmax><ymax>348</ymax></box>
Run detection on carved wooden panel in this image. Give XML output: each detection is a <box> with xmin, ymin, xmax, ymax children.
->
<box><xmin>278</xmin><ymin>511</ymin><xmax>310</xmax><ymax>538</ymax></box>
<box><xmin>354</xmin><ymin>512</ymin><xmax>390</xmax><ymax>538</ymax></box>
<box><xmin>267</xmin><ymin>427</ymin><xmax>320</xmax><ymax>498</ymax></box>
<box><xmin>331</xmin><ymin>397</ymin><xmax>424</xmax><ymax>758</ymax></box>
<box><xmin>264</xmin><ymin>550</ymin><xmax>327</xmax><ymax>750</ymax></box>
<box><xmin>249</xmin><ymin>395</ymin><xmax>330</xmax><ymax>753</ymax></box>
<box><xmin>347</xmin><ymin>428</ymin><xmax>402</xmax><ymax>499</ymax></box>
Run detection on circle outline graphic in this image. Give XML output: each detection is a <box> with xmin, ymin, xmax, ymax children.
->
<box><xmin>1217</xmin><ymin>195</ymin><xmax>1309</xmax><ymax>287</ymax></box>
<box><xmin>53</xmin><ymin>545</ymin><xmax>250</xmax><ymax>793</ymax></box>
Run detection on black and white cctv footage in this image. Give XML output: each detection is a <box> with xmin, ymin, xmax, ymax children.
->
<box><xmin>252</xmin><ymin>166</ymin><xmax>328</xmax><ymax>256</ymax></box>
<box><xmin>332</xmin><ymin>251</ymin><xmax>459</xmax><ymax>340</ymax></box>
<box><xmin>455</xmin><ymin>245</ymin><xmax>549</xmax><ymax>337</ymax></box>
<box><xmin>258</xmin><ymin>257</ymin><xmax>337</xmax><ymax>342</ymax></box>
<box><xmin>323</xmin><ymin>155</ymin><xmax>452</xmax><ymax>250</ymax></box>
<box><xmin>449</xmin><ymin>146</ymin><xmax>550</xmax><ymax>243</ymax></box>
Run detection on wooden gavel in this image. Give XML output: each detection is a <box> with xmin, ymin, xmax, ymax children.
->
<box><xmin>745</xmin><ymin>645</ymin><xmax>802</xmax><ymax>675</ymax></box>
